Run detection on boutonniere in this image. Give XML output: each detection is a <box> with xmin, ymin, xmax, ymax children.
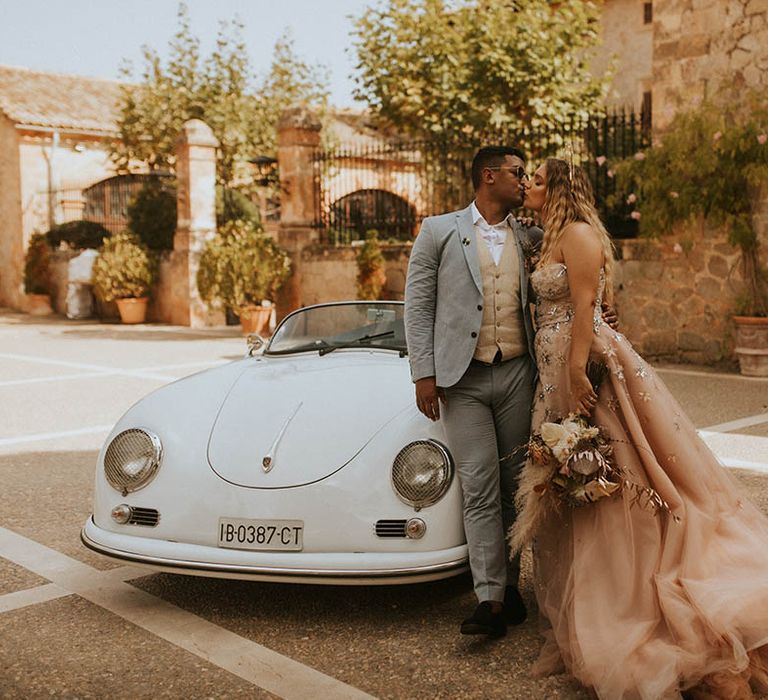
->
<box><xmin>520</xmin><ymin>237</ymin><xmax>542</xmax><ymax>274</ymax></box>
<box><xmin>462</xmin><ymin>237</ymin><xmax>471</xmax><ymax>246</ymax></box>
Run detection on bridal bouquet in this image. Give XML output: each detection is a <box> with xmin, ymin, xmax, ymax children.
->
<box><xmin>510</xmin><ymin>413</ymin><xmax>678</xmax><ymax>553</ymax></box>
<box><xmin>529</xmin><ymin>414</ymin><xmax>622</xmax><ymax>508</ymax></box>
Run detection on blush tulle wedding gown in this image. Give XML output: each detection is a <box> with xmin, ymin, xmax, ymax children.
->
<box><xmin>511</xmin><ymin>263</ymin><xmax>768</xmax><ymax>700</ymax></box>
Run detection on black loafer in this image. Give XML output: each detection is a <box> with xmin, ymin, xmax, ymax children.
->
<box><xmin>504</xmin><ymin>586</ymin><xmax>527</xmax><ymax>625</ymax></box>
<box><xmin>460</xmin><ymin>601</ymin><xmax>507</xmax><ymax>638</ymax></box>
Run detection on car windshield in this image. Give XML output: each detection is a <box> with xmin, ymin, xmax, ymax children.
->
<box><xmin>266</xmin><ymin>302</ymin><xmax>407</xmax><ymax>355</ymax></box>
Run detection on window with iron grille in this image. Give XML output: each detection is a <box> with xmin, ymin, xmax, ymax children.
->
<box><xmin>644</xmin><ymin>2</ymin><xmax>653</xmax><ymax>24</ymax></box>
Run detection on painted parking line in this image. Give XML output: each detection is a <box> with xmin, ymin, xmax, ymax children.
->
<box><xmin>0</xmin><ymin>526</ymin><xmax>375</xmax><ymax>700</ymax></box>
<box><xmin>702</xmin><ymin>413</ymin><xmax>768</xmax><ymax>433</ymax></box>
<box><xmin>0</xmin><ymin>372</ymin><xmax>120</xmax><ymax>388</ymax></box>
<box><xmin>0</xmin><ymin>354</ymin><xmax>230</xmax><ymax>387</ymax></box>
<box><xmin>656</xmin><ymin>366</ymin><xmax>768</xmax><ymax>383</ymax></box>
<box><xmin>0</xmin><ymin>582</ymin><xmax>71</xmax><ymax>613</ymax></box>
<box><xmin>0</xmin><ymin>352</ymin><xmax>115</xmax><ymax>373</ymax></box>
<box><xmin>699</xmin><ymin>431</ymin><xmax>768</xmax><ymax>473</ymax></box>
<box><xmin>0</xmin><ymin>425</ymin><xmax>114</xmax><ymax>448</ymax></box>
<box><xmin>0</xmin><ymin>565</ymin><xmax>155</xmax><ymax>614</ymax></box>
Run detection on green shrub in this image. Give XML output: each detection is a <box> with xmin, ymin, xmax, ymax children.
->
<box><xmin>216</xmin><ymin>187</ymin><xmax>260</xmax><ymax>228</ymax></box>
<box><xmin>356</xmin><ymin>230</ymin><xmax>387</xmax><ymax>300</ymax></box>
<box><xmin>92</xmin><ymin>231</ymin><xmax>157</xmax><ymax>301</ymax></box>
<box><xmin>24</xmin><ymin>233</ymin><xmax>51</xmax><ymax>294</ymax></box>
<box><xmin>46</xmin><ymin>220</ymin><xmax>110</xmax><ymax>250</ymax></box>
<box><xmin>615</xmin><ymin>91</ymin><xmax>768</xmax><ymax>316</ymax></box>
<box><xmin>127</xmin><ymin>179</ymin><xmax>177</xmax><ymax>250</ymax></box>
<box><xmin>197</xmin><ymin>220</ymin><xmax>291</xmax><ymax>311</ymax></box>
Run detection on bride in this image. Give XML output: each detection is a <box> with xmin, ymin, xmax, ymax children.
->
<box><xmin>512</xmin><ymin>157</ymin><xmax>768</xmax><ymax>699</ymax></box>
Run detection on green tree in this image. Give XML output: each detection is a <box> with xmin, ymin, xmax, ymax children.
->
<box><xmin>352</xmin><ymin>0</ymin><xmax>609</xmax><ymax>147</ymax></box>
<box><xmin>110</xmin><ymin>3</ymin><xmax>328</xmax><ymax>188</ymax></box>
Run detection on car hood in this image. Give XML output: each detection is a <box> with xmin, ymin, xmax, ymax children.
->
<box><xmin>207</xmin><ymin>353</ymin><xmax>413</xmax><ymax>488</ymax></box>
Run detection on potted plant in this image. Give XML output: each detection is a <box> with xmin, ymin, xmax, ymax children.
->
<box><xmin>197</xmin><ymin>220</ymin><xmax>291</xmax><ymax>335</ymax></box>
<box><xmin>92</xmin><ymin>231</ymin><xmax>157</xmax><ymax>324</ymax></box>
<box><xmin>356</xmin><ymin>229</ymin><xmax>387</xmax><ymax>300</ymax></box>
<box><xmin>616</xmin><ymin>92</ymin><xmax>768</xmax><ymax>376</ymax></box>
<box><xmin>24</xmin><ymin>233</ymin><xmax>53</xmax><ymax>315</ymax></box>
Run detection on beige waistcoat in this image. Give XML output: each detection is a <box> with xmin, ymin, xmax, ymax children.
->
<box><xmin>473</xmin><ymin>234</ymin><xmax>527</xmax><ymax>362</ymax></box>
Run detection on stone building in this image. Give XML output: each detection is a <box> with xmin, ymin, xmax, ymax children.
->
<box><xmin>0</xmin><ymin>65</ymin><xmax>123</xmax><ymax>310</ymax></box>
<box><xmin>595</xmin><ymin>0</ymin><xmax>768</xmax><ymax>128</ymax></box>
<box><xmin>594</xmin><ymin>0</ymin><xmax>654</xmax><ymax>110</ymax></box>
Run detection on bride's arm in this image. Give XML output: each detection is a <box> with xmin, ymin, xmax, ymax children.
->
<box><xmin>561</xmin><ymin>223</ymin><xmax>604</xmax><ymax>416</ymax></box>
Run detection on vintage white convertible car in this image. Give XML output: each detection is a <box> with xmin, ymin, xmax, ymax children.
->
<box><xmin>82</xmin><ymin>301</ymin><xmax>468</xmax><ymax>584</ymax></box>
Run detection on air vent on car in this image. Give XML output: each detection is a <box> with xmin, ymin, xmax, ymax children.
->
<box><xmin>128</xmin><ymin>507</ymin><xmax>160</xmax><ymax>527</ymax></box>
<box><xmin>375</xmin><ymin>519</ymin><xmax>407</xmax><ymax>537</ymax></box>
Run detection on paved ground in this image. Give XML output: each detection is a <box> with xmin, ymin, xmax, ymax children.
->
<box><xmin>1</xmin><ymin>310</ymin><xmax>767</xmax><ymax>700</ymax></box>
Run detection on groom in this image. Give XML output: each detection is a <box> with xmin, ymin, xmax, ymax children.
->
<box><xmin>404</xmin><ymin>146</ymin><xmax>540</xmax><ymax>638</ymax></box>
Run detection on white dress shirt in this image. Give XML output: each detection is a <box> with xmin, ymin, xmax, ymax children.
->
<box><xmin>470</xmin><ymin>201</ymin><xmax>513</xmax><ymax>266</ymax></box>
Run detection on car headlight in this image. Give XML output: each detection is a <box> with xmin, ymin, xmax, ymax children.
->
<box><xmin>104</xmin><ymin>428</ymin><xmax>162</xmax><ymax>495</ymax></box>
<box><xmin>391</xmin><ymin>440</ymin><xmax>453</xmax><ymax>509</ymax></box>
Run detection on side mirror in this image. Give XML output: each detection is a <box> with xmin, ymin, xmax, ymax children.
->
<box><xmin>246</xmin><ymin>334</ymin><xmax>265</xmax><ymax>356</ymax></box>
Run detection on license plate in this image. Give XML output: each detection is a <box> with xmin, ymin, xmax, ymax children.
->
<box><xmin>217</xmin><ymin>518</ymin><xmax>304</xmax><ymax>551</ymax></box>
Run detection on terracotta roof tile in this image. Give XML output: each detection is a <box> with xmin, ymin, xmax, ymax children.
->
<box><xmin>0</xmin><ymin>65</ymin><xmax>123</xmax><ymax>134</ymax></box>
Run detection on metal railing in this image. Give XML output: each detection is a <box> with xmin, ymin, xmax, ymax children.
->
<box><xmin>312</xmin><ymin>108</ymin><xmax>651</xmax><ymax>244</ymax></box>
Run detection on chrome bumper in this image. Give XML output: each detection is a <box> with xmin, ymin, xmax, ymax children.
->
<box><xmin>81</xmin><ymin>517</ymin><xmax>469</xmax><ymax>585</ymax></box>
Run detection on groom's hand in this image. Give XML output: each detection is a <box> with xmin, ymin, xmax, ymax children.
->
<box><xmin>415</xmin><ymin>377</ymin><xmax>446</xmax><ymax>421</ymax></box>
<box><xmin>601</xmin><ymin>302</ymin><xmax>619</xmax><ymax>330</ymax></box>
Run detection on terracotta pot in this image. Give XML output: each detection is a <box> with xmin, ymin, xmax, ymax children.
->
<box><xmin>26</xmin><ymin>293</ymin><xmax>53</xmax><ymax>316</ymax></box>
<box><xmin>116</xmin><ymin>297</ymin><xmax>149</xmax><ymax>325</ymax></box>
<box><xmin>733</xmin><ymin>315</ymin><xmax>768</xmax><ymax>377</ymax></box>
<box><xmin>239</xmin><ymin>304</ymin><xmax>272</xmax><ymax>336</ymax></box>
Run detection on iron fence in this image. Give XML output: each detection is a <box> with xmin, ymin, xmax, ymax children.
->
<box><xmin>25</xmin><ymin>172</ymin><xmax>174</xmax><ymax>238</ymax></box>
<box><xmin>312</xmin><ymin>108</ymin><xmax>650</xmax><ymax>244</ymax></box>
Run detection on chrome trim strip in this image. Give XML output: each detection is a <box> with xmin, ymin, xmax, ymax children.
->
<box><xmin>81</xmin><ymin>525</ymin><xmax>467</xmax><ymax>579</ymax></box>
<box><xmin>262</xmin><ymin>401</ymin><xmax>303</xmax><ymax>473</ymax></box>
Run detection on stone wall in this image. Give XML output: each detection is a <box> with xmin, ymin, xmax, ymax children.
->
<box><xmin>653</xmin><ymin>0</ymin><xmax>768</xmax><ymax>129</ymax></box>
<box><xmin>300</xmin><ymin>243</ymin><xmax>412</xmax><ymax>306</ymax></box>
<box><xmin>614</xmin><ymin>224</ymin><xmax>747</xmax><ymax>364</ymax></box>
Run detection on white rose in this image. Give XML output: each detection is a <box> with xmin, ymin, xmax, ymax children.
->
<box><xmin>540</xmin><ymin>422</ymin><xmax>568</xmax><ymax>448</ymax></box>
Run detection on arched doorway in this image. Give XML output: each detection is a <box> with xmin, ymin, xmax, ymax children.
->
<box><xmin>328</xmin><ymin>189</ymin><xmax>416</xmax><ymax>243</ymax></box>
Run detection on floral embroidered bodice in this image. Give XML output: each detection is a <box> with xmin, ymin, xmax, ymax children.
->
<box><xmin>529</xmin><ymin>263</ymin><xmax>608</xmax><ymax>423</ymax></box>
<box><xmin>531</xmin><ymin>262</ymin><xmax>606</xmax><ymax>331</ymax></box>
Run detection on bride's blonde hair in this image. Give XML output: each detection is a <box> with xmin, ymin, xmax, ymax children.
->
<box><xmin>539</xmin><ymin>158</ymin><xmax>616</xmax><ymax>304</ymax></box>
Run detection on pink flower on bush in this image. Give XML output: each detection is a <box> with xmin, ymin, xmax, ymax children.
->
<box><xmin>713</xmin><ymin>131</ymin><xmax>722</xmax><ymax>141</ymax></box>
<box><xmin>630</xmin><ymin>211</ymin><xmax>642</xmax><ymax>220</ymax></box>
<box><xmin>759</xmin><ymin>133</ymin><xmax>767</xmax><ymax>145</ymax></box>
<box><xmin>607</xmin><ymin>169</ymin><xmax>615</xmax><ymax>178</ymax></box>
<box><xmin>626</xmin><ymin>193</ymin><xmax>637</xmax><ymax>204</ymax></box>
<box><xmin>669</xmin><ymin>191</ymin><xmax>680</xmax><ymax>199</ymax></box>
<box><xmin>634</xmin><ymin>152</ymin><xmax>646</xmax><ymax>161</ymax></box>
<box><xmin>596</xmin><ymin>155</ymin><xmax>607</xmax><ymax>166</ymax></box>
<box><xmin>673</xmin><ymin>243</ymin><xmax>683</xmax><ymax>254</ymax></box>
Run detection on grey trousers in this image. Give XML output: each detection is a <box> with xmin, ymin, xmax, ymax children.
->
<box><xmin>441</xmin><ymin>354</ymin><xmax>536</xmax><ymax>602</ymax></box>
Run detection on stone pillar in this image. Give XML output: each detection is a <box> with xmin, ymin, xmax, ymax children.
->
<box><xmin>276</xmin><ymin>106</ymin><xmax>322</xmax><ymax>320</ymax></box>
<box><xmin>167</xmin><ymin>119</ymin><xmax>225</xmax><ymax>327</ymax></box>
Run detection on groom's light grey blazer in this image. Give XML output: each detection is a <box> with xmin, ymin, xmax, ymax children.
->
<box><xmin>405</xmin><ymin>205</ymin><xmax>542</xmax><ymax>388</ymax></box>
